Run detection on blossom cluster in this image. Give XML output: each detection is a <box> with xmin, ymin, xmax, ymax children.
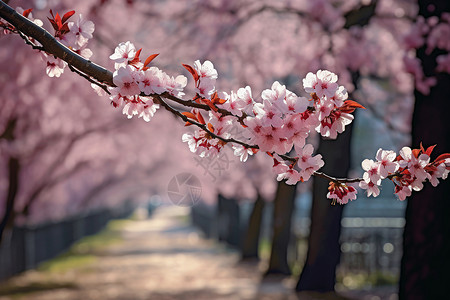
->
<box><xmin>403</xmin><ymin>13</ymin><xmax>450</xmax><ymax>94</ymax></box>
<box><xmin>358</xmin><ymin>145</ymin><xmax>450</xmax><ymax>201</ymax></box>
<box><xmin>6</xmin><ymin>8</ymin><xmax>450</xmax><ymax>206</ymax></box>
<box><xmin>1</xmin><ymin>8</ymin><xmax>94</xmax><ymax>77</ymax></box>
<box><xmin>108</xmin><ymin>41</ymin><xmax>187</xmax><ymax>122</ymax></box>
<box><xmin>180</xmin><ymin>61</ymin><xmax>365</xmax><ymax>191</ymax></box>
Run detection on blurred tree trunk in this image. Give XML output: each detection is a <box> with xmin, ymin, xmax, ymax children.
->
<box><xmin>399</xmin><ymin>1</ymin><xmax>450</xmax><ymax>299</ymax></box>
<box><xmin>217</xmin><ymin>194</ymin><xmax>241</xmax><ymax>248</ymax></box>
<box><xmin>241</xmin><ymin>192</ymin><xmax>265</xmax><ymax>260</ymax></box>
<box><xmin>265</xmin><ymin>181</ymin><xmax>296</xmax><ymax>276</ymax></box>
<box><xmin>0</xmin><ymin>119</ymin><xmax>19</xmax><ymax>244</ymax></box>
<box><xmin>296</xmin><ymin>121</ymin><xmax>354</xmax><ymax>292</ymax></box>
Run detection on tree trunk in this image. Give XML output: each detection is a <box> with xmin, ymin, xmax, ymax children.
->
<box><xmin>296</xmin><ymin>120</ymin><xmax>354</xmax><ymax>292</ymax></box>
<box><xmin>217</xmin><ymin>194</ymin><xmax>241</xmax><ymax>248</ymax></box>
<box><xmin>241</xmin><ymin>193</ymin><xmax>265</xmax><ymax>260</ymax></box>
<box><xmin>0</xmin><ymin>157</ymin><xmax>20</xmax><ymax>244</ymax></box>
<box><xmin>0</xmin><ymin>119</ymin><xmax>19</xmax><ymax>244</ymax></box>
<box><xmin>399</xmin><ymin>1</ymin><xmax>450</xmax><ymax>298</ymax></box>
<box><xmin>265</xmin><ymin>181</ymin><xmax>296</xmax><ymax>276</ymax></box>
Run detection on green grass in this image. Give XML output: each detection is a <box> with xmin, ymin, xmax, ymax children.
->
<box><xmin>337</xmin><ymin>270</ymin><xmax>398</xmax><ymax>289</ymax></box>
<box><xmin>0</xmin><ymin>281</ymin><xmax>78</xmax><ymax>297</ymax></box>
<box><xmin>37</xmin><ymin>219</ymin><xmax>130</xmax><ymax>273</ymax></box>
<box><xmin>258</xmin><ymin>237</ymin><xmax>272</xmax><ymax>260</ymax></box>
<box><xmin>0</xmin><ymin>218</ymin><xmax>133</xmax><ymax>298</ymax></box>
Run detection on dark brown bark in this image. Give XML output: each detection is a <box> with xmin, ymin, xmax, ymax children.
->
<box><xmin>265</xmin><ymin>181</ymin><xmax>296</xmax><ymax>276</ymax></box>
<box><xmin>296</xmin><ymin>119</ymin><xmax>354</xmax><ymax>292</ymax></box>
<box><xmin>399</xmin><ymin>1</ymin><xmax>450</xmax><ymax>299</ymax></box>
<box><xmin>241</xmin><ymin>193</ymin><xmax>265</xmax><ymax>260</ymax></box>
<box><xmin>0</xmin><ymin>119</ymin><xmax>19</xmax><ymax>244</ymax></box>
<box><xmin>0</xmin><ymin>1</ymin><xmax>113</xmax><ymax>86</ymax></box>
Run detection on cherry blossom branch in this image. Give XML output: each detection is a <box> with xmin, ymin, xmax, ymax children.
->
<box><xmin>3</xmin><ymin>3</ymin><xmax>450</xmax><ymax>206</ymax></box>
<box><xmin>155</xmin><ymin>95</ymin><xmax>257</xmax><ymax>149</ymax></box>
<box><xmin>314</xmin><ymin>172</ymin><xmax>363</xmax><ymax>184</ymax></box>
<box><xmin>0</xmin><ymin>0</ymin><xmax>113</xmax><ymax>86</ymax></box>
<box><xmin>0</xmin><ymin>4</ymin><xmax>369</xmax><ymax>188</ymax></box>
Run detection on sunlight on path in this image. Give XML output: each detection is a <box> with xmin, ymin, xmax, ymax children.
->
<box><xmin>0</xmin><ymin>206</ymin><xmax>300</xmax><ymax>300</ymax></box>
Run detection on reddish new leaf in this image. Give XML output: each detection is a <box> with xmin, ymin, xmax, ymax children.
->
<box><xmin>207</xmin><ymin>123</ymin><xmax>215</xmax><ymax>133</ymax></box>
<box><xmin>129</xmin><ymin>48</ymin><xmax>142</xmax><ymax>65</ymax></box>
<box><xmin>22</xmin><ymin>9</ymin><xmax>33</xmax><ymax>18</ymax></box>
<box><xmin>182</xmin><ymin>64</ymin><xmax>199</xmax><ymax>83</ymax></box>
<box><xmin>412</xmin><ymin>148</ymin><xmax>421</xmax><ymax>158</ymax></box>
<box><xmin>425</xmin><ymin>144</ymin><xmax>437</xmax><ymax>156</ymax></box>
<box><xmin>340</xmin><ymin>100</ymin><xmax>366</xmax><ymax>113</ymax></box>
<box><xmin>62</xmin><ymin>10</ymin><xmax>75</xmax><ymax>24</ymax></box>
<box><xmin>196</xmin><ymin>111</ymin><xmax>205</xmax><ymax>124</ymax></box>
<box><xmin>47</xmin><ymin>17</ymin><xmax>59</xmax><ymax>31</ymax></box>
<box><xmin>181</xmin><ymin>112</ymin><xmax>197</xmax><ymax>120</ymax></box>
<box><xmin>144</xmin><ymin>54</ymin><xmax>159</xmax><ymax>68</ymax></box>
<box><xmin>435</xmin><ymin>153</ymin><xmax>450</xmax><ymax>163</ymax></box>
<box><xmin>54</xmin><ymin>12</ymin><xmax>62</xmax><ymax>29</ymax></box>
<box><xmin>211</xmin><ymin>92</ymin><xmax>227</xmax><ymax>105</ymax></box>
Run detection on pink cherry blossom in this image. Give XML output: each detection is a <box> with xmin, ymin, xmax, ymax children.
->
<box><xmin>277</xmin><ymin>167</ymin><xmax>301</xmax><ymax>185</ymax></box>
<box><xmin>221</xmin><ymin>91</ymin><xmax>243</xmax><ymax>117</ymax></box>
<box><xmin>136</xmin><ymin>67</ymin><xmax>165</xmax><ymax>95</ymax></box>
<box><xmin>138</xmin><ymin>97</ymin><xmax>159</xmax><ymax>122</ymax></box>
<box><xmin>109</xmin><ymin>41</ymin><xmax>136</xmax><ymax>69</ymax></box>
<box><xmin>112</xmin><ymin>66</ymin><xmax>141</xmax><ymax>96</ymax></box>
<box><xmin>394</xmin><ymin>185</ymin><xmax>412</xmax><ymax>201</ymax></box>
<box><xmin>166</xmin><ymin>75</ymin><xmax>187</xmax><ymax>98</ymax></box>
<box><xmin>285</xmin><ymin>92</ymin><xmax>308</xmax><ymax>114</ymax></box>
<box><xmin>428</xmin><ymin>162</ymin><xmax>449</xmax><ymax>187</ymax></box>
<box><xmin>261</xmin><ymin>81</ymin><xmax>288</xmax><ymax>114</ymax></box>
<box><xmin>295</xmin><ymin>144</ymin><xmax>324</xmax><ymax>181</ymax></box>
<box><xmin>361</xmin><ymin>159</ymin><xmax>381</xmax><ymax>185</ymax></box>
<box><xmin>399</xmin><ymin>146</ymin><xmax>431</xmax><ymax>182</ymax></box>
<box><xmin>327</xmin><ymin>183</ymin><xmax>357</xmax><ymax>205</ymax></box>
<box><xmin>253</xmin><ymin>101</ymin><xmax>283</xmax><ymax>127</ymax></box>
<box><xmin>232</xmin><ymin>144</ymin><xmax>254</xmax><ymax>162</ymax></box>
<box><xmin>45</xmin><ymin>55</ymin><xmax>66</xmax><ymax>78</ymax></box>
<box><xmin>193</xmin><ymin>60</ymin><xmax>218</xmax><ymax>79</ymax></box>
<box><xmin>375</xmin><ymin>148</ymin><xmax>399</xmax><ymax>178</ymax></box>
<box><xmin>236</xmin><ymin>86</ymin><xmax>255</xmax><ymax>115</ymax></box>
<box><xmin>359</xmin><ymin>180</ymin><xmax>381</xmax><ymax>197</ymax></box>
<box><xmin>67</xmin><ymin>14</ymin><xmax>95</xmax><ymax>48</ymax></box>
<box><xmin>303</xmin><ymin>70</ymin><xmax>339</xmax><ymax>99</ymax></box>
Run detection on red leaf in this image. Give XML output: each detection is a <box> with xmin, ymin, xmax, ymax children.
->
<box><xmin>435</xmin><ymin>153</ymin><xmax>450</xmax><ymax>163</ymax></box>
<box><xmin>49</xmin><ymin>9</ymin><xmax>55</xmax><ymax>19</ymax></box>
<box><xmin>182</xmin><ymin>64</ymin><xmax>199</xmax><ymax>83</ymax></box>
<box><xmin>339</xmin><ymin>100</ymin><xmax>366</xmax><ymax>114</ymax></box>
<box><xmin>181</xmin><ymin>112</ymin><xmax>197</xmax><ymax>121</ymax></box>
<box><xmin>62</xmin><ymin>10</ymin><xmax>75</xmax><ymax>24</ymax></box>
<box><xmin>412</xmin><ymin>149</ymin><xmax>421</xmax><ymax>158</ymax></box>
<box><xmin>54</xmin><ymin>12</ymin><xmax>62</xmax><ymax>29</ymax></box>
<box><xmin>345</xmin><ymin>100</ymin><xmax>366</xmax><ymax>109</ymax></box>
<box><xmin>211</xmin><ymin>92</ymin><xmax>226</xmax><ymax>105</ymax></box>
<box><xmin>419</xmin><ymin>142</ymin><xmax>425</xmax><ymax>154</ymax></box>
<box><xmin>60</xmin><ymin>23</ymin><xmax>70</xmax><ymax>34</ymax></box>
<box><xmin>196</xmin><ymin>111</ymin><xmax>205</xmax><ymax>124</ymax></box>
<box><xmin>207</xmin><ymin>123</ymin><xmax>215</xmax><ymax>133</ymax></box>
<box><xmin>184</xmin><ymin>121</ymin><xmax>193</xmax><ymax>127</ymax></box>
<box><xmin>425</xmin><ymin>144</ymin><xmax>437</xmax><ymax>156</ymax></box>
<box><xmin>129</xmin><ymin>48</ymin><xmax>142</xmax><ymax>65</ymax></box>
<box><xmin>47</xmin><ymin>17</ymin><xmax>59</xmax><ymax>31</ymax></box>
<box><xmin>22</xmin><ymin>9</ymin><xmax>33</xmax><ymax>18</ymax></box>
<box><xmin>144</xmin><ymin>53</ymin><xmax>159</xmax><ymax>68</ymax></box>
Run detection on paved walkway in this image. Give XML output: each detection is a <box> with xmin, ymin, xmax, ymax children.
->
<box><xmin>0</xmin><ymin>207</ymin><xmax>396</xmax><ymax>300</ymax></box>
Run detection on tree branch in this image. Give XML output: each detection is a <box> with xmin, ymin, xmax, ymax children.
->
<box><xmin>0</xmin><ymin>1</ymin><xmax>368</xmax><ymax>186</ymax></box>
<box><xmin>0</xmin><ymin>0</ymin><xmax>113</xmax><ymax>86</ymax></box>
